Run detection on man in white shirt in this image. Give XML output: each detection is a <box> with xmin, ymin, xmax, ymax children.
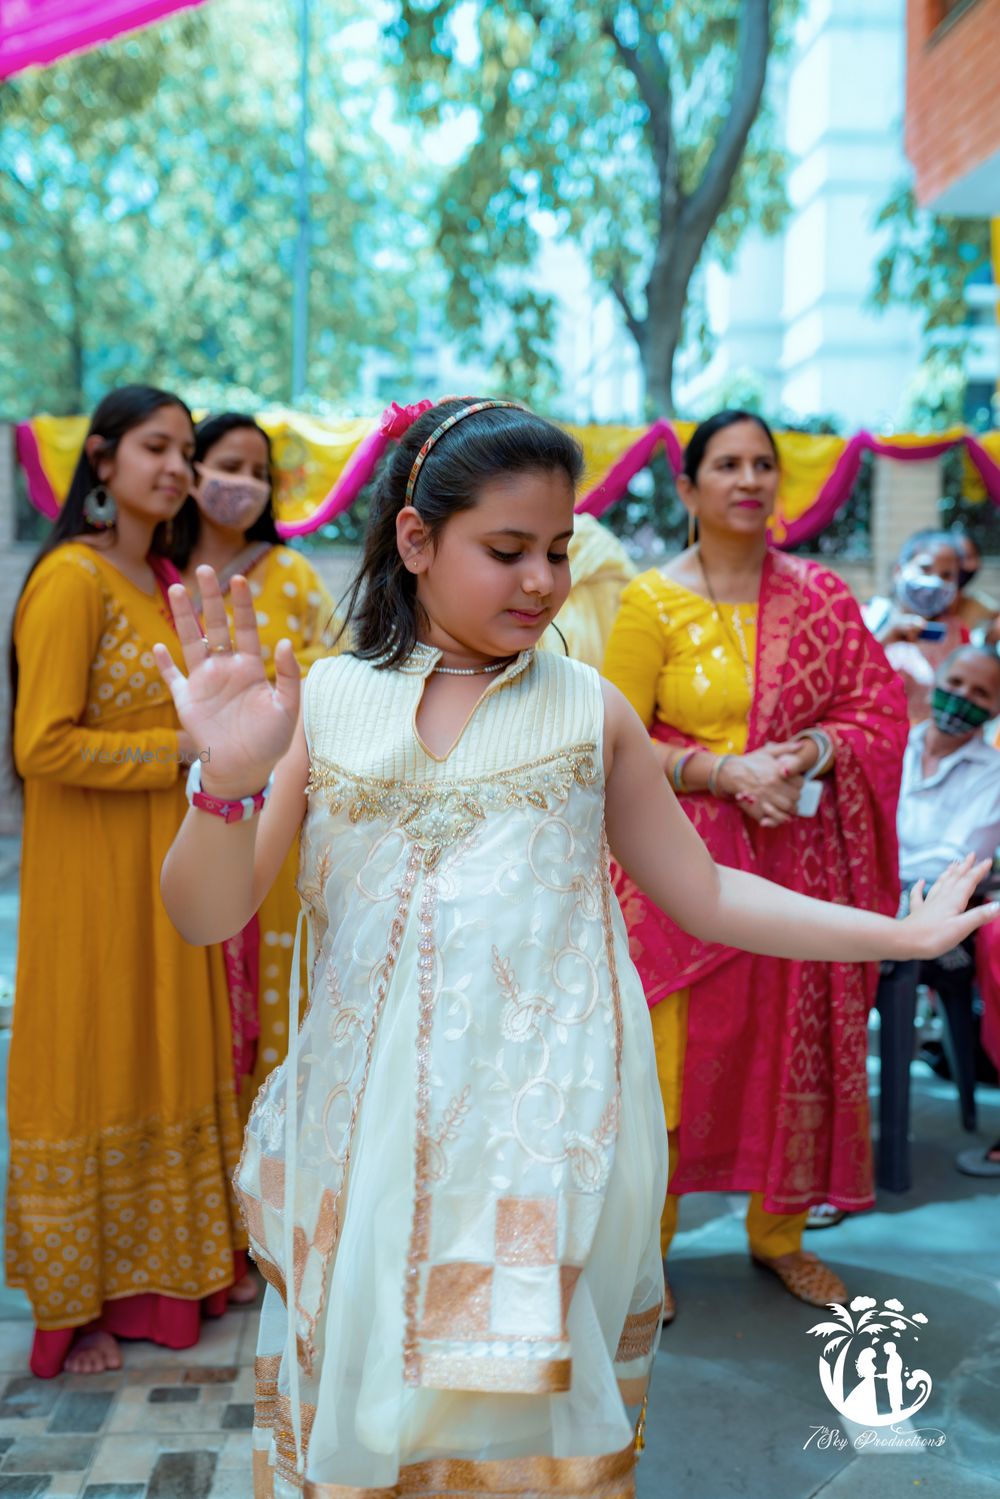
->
<box><xmin>898</xmin><ymin>649</ymin><xmax>1000</xmax><ymax>884</ymax></box>
<box><xmin>878</xmin><ymin>646</ymin><xmax>1000</xmax><ymax>1189</ymax></box>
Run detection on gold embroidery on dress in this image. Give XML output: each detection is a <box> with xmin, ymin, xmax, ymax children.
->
<box><xmin>236</xmin><ymin>847</ymin><xmax>423</xmax><ymax>1377</ymax></box>
<box><xmin>292</xmin><ymin>1443</ymin><xmax>636</xmax><ymax>1498</ymax></box>
<box><xmin>614</xmin><ymin>1304</ymin><xmax>663</xmax><ymax>1363</ymax></box>
<box><xmin>403</xmin><ymin>875</ymin><xmax>439</xmax><ymax>1385</ymax></box>
<box><xmin>254</xmin><ymin>1354</ymin><xmax>281</xmax><ymax>1429</ymax></box>
<box><xmin>307</xmin><ymin>745</ymin><xmax>599</xmax><ymax>868</ymax></box>
<box><xmin>274</xmin><ymin>1395</ymin><xmax>317</xmax><ymax>1486</ymax></box>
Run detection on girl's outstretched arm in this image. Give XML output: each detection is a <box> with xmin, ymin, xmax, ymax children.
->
<box><xmin>601</xmin><ymin>682</ymin><xmax>996</xmax><ymax>963</ymax></box>
<box><xmin>157</xmin><ymin>566</ymin><xmax>309</xmax><ymax>945</ymax></box>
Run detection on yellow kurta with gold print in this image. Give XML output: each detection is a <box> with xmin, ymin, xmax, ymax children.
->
<box><xmin>8</xmin><ymin>543</ymin><xmax>245</xmax><ymax>1330</ymax></box>
<box><xmin>603</xmin><ymin>569</ymin><xmax>757</xmax><ymax>1125</ymax></box>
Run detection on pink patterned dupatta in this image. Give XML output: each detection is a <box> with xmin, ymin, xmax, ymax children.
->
<box><xmin>613</xmin><ymin>552</ymin><xmax>907</xmax><ymax>1213</ymax></box>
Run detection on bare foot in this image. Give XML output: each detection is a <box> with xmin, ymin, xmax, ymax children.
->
<box><xmin>228</xmin><ymin>1270</ymin><xmax>260</xmax><ymax>1305</ymax></box>
<box><xmin>64</xmin><ymin>1329</ymin><xmax>122</xmax><ymax>1374</ymax></box>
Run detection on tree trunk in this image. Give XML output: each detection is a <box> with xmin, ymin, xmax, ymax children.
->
<box><xmin>642</xmin><ymin>322</ymin><xmax>678</xmax><ymax>419</ymax></box>
<box><xmin>641</xmin><ymin>220</ymin><xmax>703</xmax><ymax>418</ymax></box>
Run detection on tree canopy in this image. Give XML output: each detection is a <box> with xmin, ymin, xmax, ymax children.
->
<box><xmin>0</xmin><ymin>0</ymin><xmax>428</xmax><ymax>416</ymax></box>
<box><xmin>390</xmin><ymin>0</ymin><xmax>800</xmax><ymax>415</ymax></box>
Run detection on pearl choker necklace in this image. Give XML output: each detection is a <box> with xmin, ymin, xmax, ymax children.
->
<box><xmin>433</xmin><ymin>659</ymin><xmax>509</xmax><ymax>676</ymax></box>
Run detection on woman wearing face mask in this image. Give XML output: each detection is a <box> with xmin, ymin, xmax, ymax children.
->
<box><xmin>603</xmin><ymin>410</ymin><xmax>907</xmax><ymax>1316</ymax></box>
<box><xmin>6</xmin><ymin>386</ymin><xmax>247</xmax><ymax>1376</ymax></box>
<box><xmin>170</xmin><ymin>413</ymin><xmax>342</xmax><ymax>1125</ymax></box>
<box><xmin>864</xmin><ymin>531</ymin><xmax>968</xmax><ymax>724</ymax></box>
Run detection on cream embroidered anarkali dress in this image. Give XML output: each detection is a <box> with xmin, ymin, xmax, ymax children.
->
<box><xmin>237</xmin><ymin>645</ymin><xmax>668</xmax><ymax>1498</ymax></box>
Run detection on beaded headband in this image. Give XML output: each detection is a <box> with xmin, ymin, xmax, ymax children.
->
<box><xmin>404</xmin><ymin>400</ymin><xmax>524</xmax><ymax>508</ymax></box>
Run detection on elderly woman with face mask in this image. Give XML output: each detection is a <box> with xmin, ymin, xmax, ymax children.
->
<box><xmin>864</xmin><ymin>530</ymin><xmax>969</xmax><ymax>724</ymax></box>
<box><xmin>170</xmin><ymin>414</ymin><xmax>342</xmax><ymax>1140</ymax></box>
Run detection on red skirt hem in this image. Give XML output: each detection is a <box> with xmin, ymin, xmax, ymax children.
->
<box><xmin>29</xmin><ymin>1251</ymin><xmax>248</xmax><ymax>1378</ymax></box>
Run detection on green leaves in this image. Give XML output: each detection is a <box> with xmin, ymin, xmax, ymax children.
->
<box><xmin>390</xmin><ymin>0</ymin><xmax>800</xmax><ymax>413</ymax></box>
<box><xmin>0</xmin><ymin>0</ymin><xmax>424</xmax><ymax>417</ymax></box>
<box><xmin>871</xmin><ymin>184</ymin><xmax>992</xmax><ymax>341</ymax></box>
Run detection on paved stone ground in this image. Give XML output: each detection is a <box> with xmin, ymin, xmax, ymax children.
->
<box><xmin>0</xmin><ymin>836</ymin><xmax>997</xmax><ymax>1497</ymax></box>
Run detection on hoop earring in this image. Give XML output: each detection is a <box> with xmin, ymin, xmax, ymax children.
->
<box><xmin>687</xmin><ymin>514</ymin><xmax>698</xmax><ymax>548</ymax></box>
<box><xmin>83</xmin><ymin>485</ymin><xmax>117</xmax><ymax>530</ymax></box>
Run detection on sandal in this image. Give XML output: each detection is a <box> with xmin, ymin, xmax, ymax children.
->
<box><xmin>661</xmin><ymin>1272</ymin><xmax>676</xmax><ymax>1326</ymax></box>
<box><xmin>956</xmin><ymin>1140</ymin><xmax>1000</xmax><ymax>1178</ymax></box>
<box><xmin>751</xmin><ymin>1250</ymin><xmax>848</xmax><ymax>1308</ymax></box>
<box><xmin>805</xmin><ymin>1203</ymin><xmax>847</xmax><ymax>1231</ymax></box>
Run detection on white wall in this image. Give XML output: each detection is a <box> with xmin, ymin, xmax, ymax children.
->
<box><xmin>676</xmin><ymin>0</ymin><xmax>928</xmax><ymax>429</ymax></box>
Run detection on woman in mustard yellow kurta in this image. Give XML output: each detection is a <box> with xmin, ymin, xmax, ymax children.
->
<box><xmin>171</xmin><ymin>413</ymin><xmax>342</xmax><ymax>1119</ymax></box>
<box><xmin>8</xmin><ymin>387</ymin><xmax>245</xmax><ymax>1377</ymax></box>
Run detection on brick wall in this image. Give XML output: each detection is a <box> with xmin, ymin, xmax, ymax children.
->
<box><xmin>906</xmin><ymin>0</ymin><xmax>1000</xmax><ymax>206</ymax></box>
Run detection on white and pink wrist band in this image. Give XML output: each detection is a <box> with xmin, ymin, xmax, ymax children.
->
<box><xmin>186</xmin><ymin>759</ymin><xmax>274</xmax><ymax>823</ymax></box>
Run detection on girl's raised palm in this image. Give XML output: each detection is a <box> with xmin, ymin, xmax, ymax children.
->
<box><xmin>152</xmin><ymin>566</ymin><xmax>300</xmax><ymax>797</ymax></box>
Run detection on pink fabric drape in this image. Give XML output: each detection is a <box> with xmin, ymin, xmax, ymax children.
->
<box><xmin>0</xmin><ymin>0</ymin><xmax>208</xmax><ymax>79</ymax></box>
<box><xmin>613</xmin><ymin>552</ymin><xmax>907</xmax><ymax>1214</ymax></box>
<box><xmin>576</xmin><ymin>427</ymin><xmax>1000</xmax><ymax>549</ymax></box>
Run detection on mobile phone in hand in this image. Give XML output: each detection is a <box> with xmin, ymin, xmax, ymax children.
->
<box><xmin>917</xmin><ymin>622</ymin><xmax>948</xmax><ymax>642</ymax></box>
<box><xmin>796</xmin><ymin>781</ymin><xmax>823</xmax><ymax>817</ymax></box>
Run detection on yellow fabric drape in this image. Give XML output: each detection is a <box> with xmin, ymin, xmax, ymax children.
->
<box><xmin>21</xmin><ymin>411</ymin><xmax>1000</xmax><ymax>540</ymax></box>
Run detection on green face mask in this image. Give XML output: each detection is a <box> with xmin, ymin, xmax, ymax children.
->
<box><xmin>930</xmin><ymin>686</ymin><xmax>992</xmax><ymax>737</ymax></box>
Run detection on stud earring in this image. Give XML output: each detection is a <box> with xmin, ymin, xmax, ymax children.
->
<box><xmin>83</xmin><ymin>485</ymin><xmax>117</xmax><ymax>530</ymax></box>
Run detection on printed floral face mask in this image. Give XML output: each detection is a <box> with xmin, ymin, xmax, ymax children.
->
<box><xmin>195</xmin><ymin>467</ymin><xmax>271</xmax><ymax>530</ymax></box>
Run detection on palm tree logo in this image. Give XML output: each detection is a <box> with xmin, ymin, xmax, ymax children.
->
<box><xmin>808</xmin><ymin>1295</ymin><xmax>932</xmax><ymax>1426</ymax></box>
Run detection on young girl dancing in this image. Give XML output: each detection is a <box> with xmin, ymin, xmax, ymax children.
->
<box><xmin>158</xmin><ymin>399</ymin><xmax>992</xmax><ymax>1499</ymax></box>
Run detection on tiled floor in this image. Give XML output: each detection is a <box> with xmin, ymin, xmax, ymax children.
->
<box><xmin>0</xmin><ymin>839</ymin><xmax>998</xmax><ymax>1496</ymax></box>
<box><xmin>0</xmin><ymin>1308</ymin><xmax>258</xmax><ymax>1498</ymax></box>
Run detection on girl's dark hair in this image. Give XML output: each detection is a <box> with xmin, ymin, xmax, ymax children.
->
<box><xmin>168</xmin><ymin>412</ymin><xmax>281</xmax><ymax>570</ymax></box>
<box><xmin>682</xmin><ymin>409</ymin><xmax>779</xmax><ymax>483</ymax></box>
<box><xmin>341</xmin><ymin>398</ymin><xmax>583</xmax><ymax>667</ymax></box>
<box><xmin>8</xmin><ymin>383</ymin><xmax>193</xmax><ymax>778</ymax></box>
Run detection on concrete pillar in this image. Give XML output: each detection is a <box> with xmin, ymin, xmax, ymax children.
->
<box><xmin>0</xmin><ymin>425</ymin><xmax>16</xmax><ymax>549</ymax></box>
<box><xmin>870</xmin><ymin>453</ymin><xmax>942</xmax><ymax>595</ymax></box>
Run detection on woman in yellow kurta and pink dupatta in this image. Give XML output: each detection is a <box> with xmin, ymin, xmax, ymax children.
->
<box><xmin>7</xmin><ymin>387</ymin><xmax>246</xmax><ymax>1378</ymax></box>
<box><xmin>170</xmin><ymin>412</ymin><xmax>342</xmax><ymax>1128</ymax></box>
<box><xmin>604</xmin><ymin>411</ymin><xmax>907</xmax><ymax>1317</ymax></box>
